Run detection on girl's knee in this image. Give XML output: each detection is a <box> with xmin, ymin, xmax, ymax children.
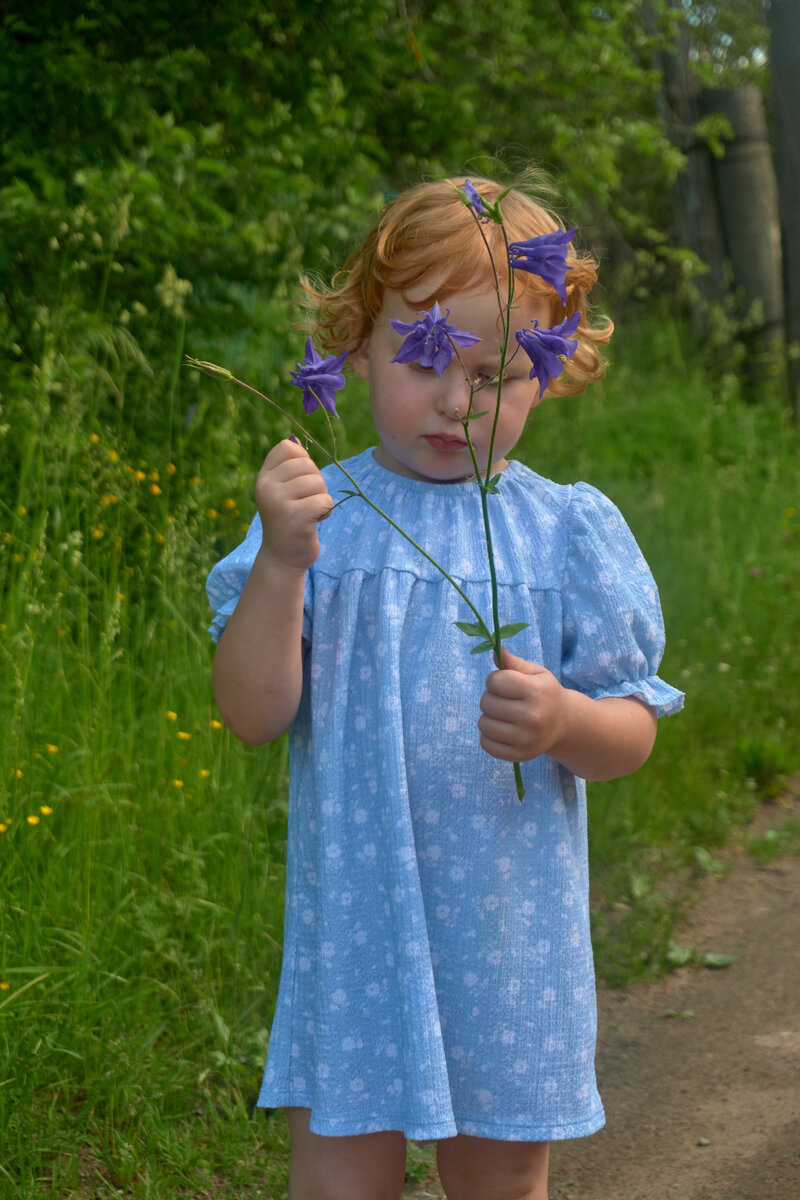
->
<box><xmin>286</xmin><ymin>1108</ymin><xmax>407</xmax><ymax>1200</ymax></box>
<box><xmin>436</xmin><ymin>1135</ymin><xmax>549</xmax><ymax>1200</ymax></box>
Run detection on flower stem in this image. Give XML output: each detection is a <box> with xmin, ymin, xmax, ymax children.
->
<box><xmin>457</xmin><ymin>382</ymin><xmax>525</xmax><ymax>801</ymax></box>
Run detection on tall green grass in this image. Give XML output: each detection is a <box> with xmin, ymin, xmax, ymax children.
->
<box><xmin>1</xmin><ymin>316</ymin><xmax>798</xmax><ymax>1195</ymax></box>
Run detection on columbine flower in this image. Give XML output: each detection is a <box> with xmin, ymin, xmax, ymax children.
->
<box><xmin>390</xmin><ymin>302</ymin><xmax>481</xmax><ymax>376</ymax></box>
<box><xmin>290</xmin><ymin>337</ymin><xmax>348</xmax><ymax>416</ymax></box>
<box><xmin>508</xmin><ymin>228</ymin><xmax>577</xmax><ymax>305</ymax></box>
<box><xmin>463</xmin><ymin>179</ymin><xmax>488</xmax><ymax>220</ymax></box>
<box><xmin>515</xmin><ymin>313</ymin><xmax>581</xmax><ymax>397</ymax></box>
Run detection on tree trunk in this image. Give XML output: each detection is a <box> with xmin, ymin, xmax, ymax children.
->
<box><xmin>768</xmin><ymin>0</ymin><xmax>800</xmax><ymax>415</ymax></box>
<box><xmin>655</xmin><ymin>0</ymin><xmax>726</xmax><ymax>332</ymax></box>
<box><xmin>700</xmin><ymin>85</ymin><xmax>785</xmax><ymax>389</ymax></box>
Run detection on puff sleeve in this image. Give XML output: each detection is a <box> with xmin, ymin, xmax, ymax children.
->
<box><xmin>560</xmin><ymin>484</ymin><xmax>684</xmax><ymax>718</ymax></box>
<box><xmin>205</xmin><ymin>516</ymin><xmax>266</xmax><ymax>642</ymax></box>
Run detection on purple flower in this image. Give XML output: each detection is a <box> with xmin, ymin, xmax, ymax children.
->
<box><xmin>463</xmin><ymin>179</ymin><xmax>488</xmax><ymax>220</ymax></box>
<box><xmin>290</xmin><ymin>337</ymin><xmax>348</xmax><ymax>416</ymax></box>
<box><xmin>515</xmin><ymin>312</ymin><xmax>581</xmax><ymax>397</ymax></box>
<box><xmin>508</xmin><ymin>228</ymin><xmax>577</xmax><ymax>305</ymax></box>
<box><xmin>390</xmin><ymin>301</ymin><xmax>481</xmax><ymax>376</ymax></box>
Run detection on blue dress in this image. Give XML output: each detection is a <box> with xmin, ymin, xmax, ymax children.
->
<box><xmin>207</xmin><ymin>449</ymin><xmax>683</xmax><ymax>1142</ymax></box>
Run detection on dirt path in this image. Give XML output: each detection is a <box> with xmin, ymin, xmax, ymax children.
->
<box><xmin>405</xmin><ymin>793</ymin><xmax>800</xmax><ymax>1200</ymax></box>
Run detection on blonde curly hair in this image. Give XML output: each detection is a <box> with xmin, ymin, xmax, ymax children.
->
<box><xmin>304</xmin><ymin>174</ymin><xmax>613</xmax><ymax>398</ymax></box>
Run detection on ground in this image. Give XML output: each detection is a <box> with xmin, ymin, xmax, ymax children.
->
<box><xmin>404</xmin><ymin>790</ymin><xmax>800</xmax><ymax>1200</ymax></box>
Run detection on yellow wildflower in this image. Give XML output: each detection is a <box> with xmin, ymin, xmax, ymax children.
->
<box><xmin>172</xmin><ymin>779</ymin><xmax>184</xmax><ymax>789</ymax></box>
<box><xmin>150</xmin><ymin>483</ymin><xmax>162</xmax><ymax>496</ymax></box>
<box><xmin>27</xmin><ymin>814</ymin><xmax>40</xmax><ymax>825</ymax></box>
<box><xmin>0</xmin><ymin>825</ymin><xmax>6</xmax><ymax>834</ymax></box>
<box><xmin>108</xmin><ymin>449</ymin><xmax>119</xmax><ymax>462</ymax></box>
<box><xmin>178</xmin><ymin>731</ymin><xmax>191</xmax><ymax>741</ymax></box>
<box><xmin>13</xmin><ymin>769</ymin><xmax>22</xmax><ymax>780</ymax></box>
<box><xmin>40</xmin><ymin>805</ymin><xmax>53</xmax><ymax>816</ymax></box>
<box><xmin>135</xmin><ymin>469</ymin><xmax>146</xmax><ymax>482</ymax></box>
<box><xmin>17</xmin><ymin>505</ymin><xmax>27</xmax><ymax>516</ymax></box>
<box><xmin>155</xmin><ymin>533</ymin><xmax>165</xmax><ymax>544</ymax></box>
<box><xmin>198</xmin><ymin>769</ymin><xmax>210</xmax><ymax>779</ymax></box>
<box><xmin>89</xmin><ymin>432</ymin><xmax>100</xmax><ymax>444</ymax></box>
<box><xmin>224</xmin><ymin>498</ymin><xmax>237</xmax><ymax>510</ymax></box>
<box><xmin>207</xmin><ymin>508</ymin><xmax>218</xmax><ymax>520</ymax></box>
<box><xmin>165</xmin><ymin>710</ymin><xmax>178</xmax><ymax>721</ymax></box>
<box><xmin>0</xmin><ymin>982</ymin><xmax>9</xmax><ymax>990</ymax></box>
<box><xmin>46</xmin><ymin>744</ymin><xmax>59</xmax><ymax>754</ymax></box>
<box><xmin>167</xmin><ymin>462</ymin><xmax>177</xmax><ymax>475</ymax></box>
<box><xmin>190</xmin><ymin>475</ymin><xmax>200</xmax><ymax>487</ymax></box>
<box><xmin>91</xmin><ymin>527</ymin><xmax>104</xmax><ymax>539</ymax></box>
<box><xmin>210</xmin><ymin>719</ymin><xmax>223</xmax><ymax>731</ymax></box>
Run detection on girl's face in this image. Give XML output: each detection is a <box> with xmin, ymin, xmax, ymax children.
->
<box><xmin>351</xmin><ymin>285</ymin><xmax>553</xmax><ymax>484</ymax></box>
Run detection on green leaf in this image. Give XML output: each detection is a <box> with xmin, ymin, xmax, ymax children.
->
<box><xmin>469</xmin><ymin>639</ymin><xmax>497</xmax><ymax>655</ymax></box>
<box><xmin>703</xmin><ymin>952</ymin><xmax>739</xmax><ymax>969</ymax></box>
<box><xmin>466</xmin><ymin>410</ymin><xmax>490</xmax><ymax>421</ymax></box>
<box><xmin>484</xmin><ymin>473</ymin><xmax>503</xmax><ymax>494</ymax></box>
<box><xmin>666</xmin><ymin>940</ymin><xmax>696</xmax><ymax>967</ymax></box>
<box><xmin>496</xmin><ymin>622</ymin><xmax>528</xmax><ymax>640</ymax></box>
<box><xmin>453</xmin><ymin>619</ymin><xmax>491</xmax><ymax>639</ymax></box>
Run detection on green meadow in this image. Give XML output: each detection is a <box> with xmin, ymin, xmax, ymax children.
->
<box><xmin>1</xmin><ymin>309</ymin><xmax>798</xmax><ymax>1196</ymax></box>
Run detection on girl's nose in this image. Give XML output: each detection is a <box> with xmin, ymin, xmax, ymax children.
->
<box><xmin>436</xmin><ymin>369</ymin><xmax>472</xmax><ymax>418</ymax></box>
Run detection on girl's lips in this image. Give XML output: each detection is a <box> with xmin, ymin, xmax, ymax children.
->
<box><xmin>424</xmin><ymin>434</ymin><xmax>468</xmax><ymax>452</ymax></box>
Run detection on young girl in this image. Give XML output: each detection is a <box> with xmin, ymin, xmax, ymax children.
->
<box><xmin>207</xmin><ymin>176</ymin><xmax>683</xmax><ymax>1200</ymax></box>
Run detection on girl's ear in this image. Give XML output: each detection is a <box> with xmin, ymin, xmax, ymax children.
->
<box><xmin>350</xmin><ymin>340</ymin><xmax>370</xmax><ymax>380</ymax></box>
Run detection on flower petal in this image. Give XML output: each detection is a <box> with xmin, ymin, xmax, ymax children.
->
<box><xmin>515</xmin><ymin>312</ymin><xmax>580</xmax><ymax>397</ymax></box>
<box><xmin>290</xmin><ymin>338</ymin><xmax>349</xmax><ymax>415</ymax></box>
<box><xmin>390</xmin><ymin>306</ymin><xmax>481</xmax><ymax>377</ymax></box>
<box><xmin>507</xmin><ymin>228</ymin><xmax>577</xmax><ymax>305</ymax></box>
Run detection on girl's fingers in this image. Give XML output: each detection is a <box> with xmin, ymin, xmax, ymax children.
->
<box><xmin>479</xmin><ymin>732</ymin><xmax>524</xmax><ymax>762</ymax></box>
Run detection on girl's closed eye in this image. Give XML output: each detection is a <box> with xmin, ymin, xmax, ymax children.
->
<box><xmin>472</xmin><ymin>369</ymin><xmax>514</xmax><ymax>388</ymax></box>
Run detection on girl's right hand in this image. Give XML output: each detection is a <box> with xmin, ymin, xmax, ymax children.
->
<box><xmin>254</xmin><ymin>439</ymin><xmax>333</xmax><ymax>572</ymax></box>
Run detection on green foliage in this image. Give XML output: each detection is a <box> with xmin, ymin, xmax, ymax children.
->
<box><xmin>0</xmin><ymin>3</ymin><xmax>792</xmax><ymax>1190</ymax></box>
<box><xmin>1</xmin><ymin>0</ymin><xmax>708</xmax><ymax>459</ymax></box>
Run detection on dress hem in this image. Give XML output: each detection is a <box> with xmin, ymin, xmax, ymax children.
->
<box><xmin>256</xmin><ymin>1094</ymin><xmax>605</xmax><ymax>1143</ymax></box>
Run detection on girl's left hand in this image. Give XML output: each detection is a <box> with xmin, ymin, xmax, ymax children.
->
<box><xmin>478</xmin><ymin>647</ymin><xmax>568</xmax><ymax>762</ymax></box>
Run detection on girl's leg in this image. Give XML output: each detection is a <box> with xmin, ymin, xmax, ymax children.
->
<box><xmin>436</xmin><ymin>1134</ymin><xmax>550</xmax><ymax>1200</ymax></box>
<box><xmin>285</xmin><ymin>1106</ymin><xmax>407</xmax><ymax>1200</ymax></box>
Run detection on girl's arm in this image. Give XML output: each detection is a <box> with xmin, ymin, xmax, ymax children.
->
<box><xmin>478</xmin><ymin>648</ymin><xmax>657</xmax><ymax>781</ymax></box>
<box><xmin>211</xmin><ymin>440</ymin><xmax>333</xmax><ymax>746</ymax></box>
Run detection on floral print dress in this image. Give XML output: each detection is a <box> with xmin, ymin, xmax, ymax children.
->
<box><xmin>207</xmin><ymin>449</ymin><xmax>683</xmax><ymax>1141</ymax></box>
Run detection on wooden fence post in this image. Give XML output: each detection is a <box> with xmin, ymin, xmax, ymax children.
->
<box><xmin>700</xmin><ymin>85</ymin><xmax>785</xmax><ymax>391</ymax></box>
<box><xmin>768</xmin><ymin>0</ymin><xmax>800</xmax><ymax>416</ymax></box>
